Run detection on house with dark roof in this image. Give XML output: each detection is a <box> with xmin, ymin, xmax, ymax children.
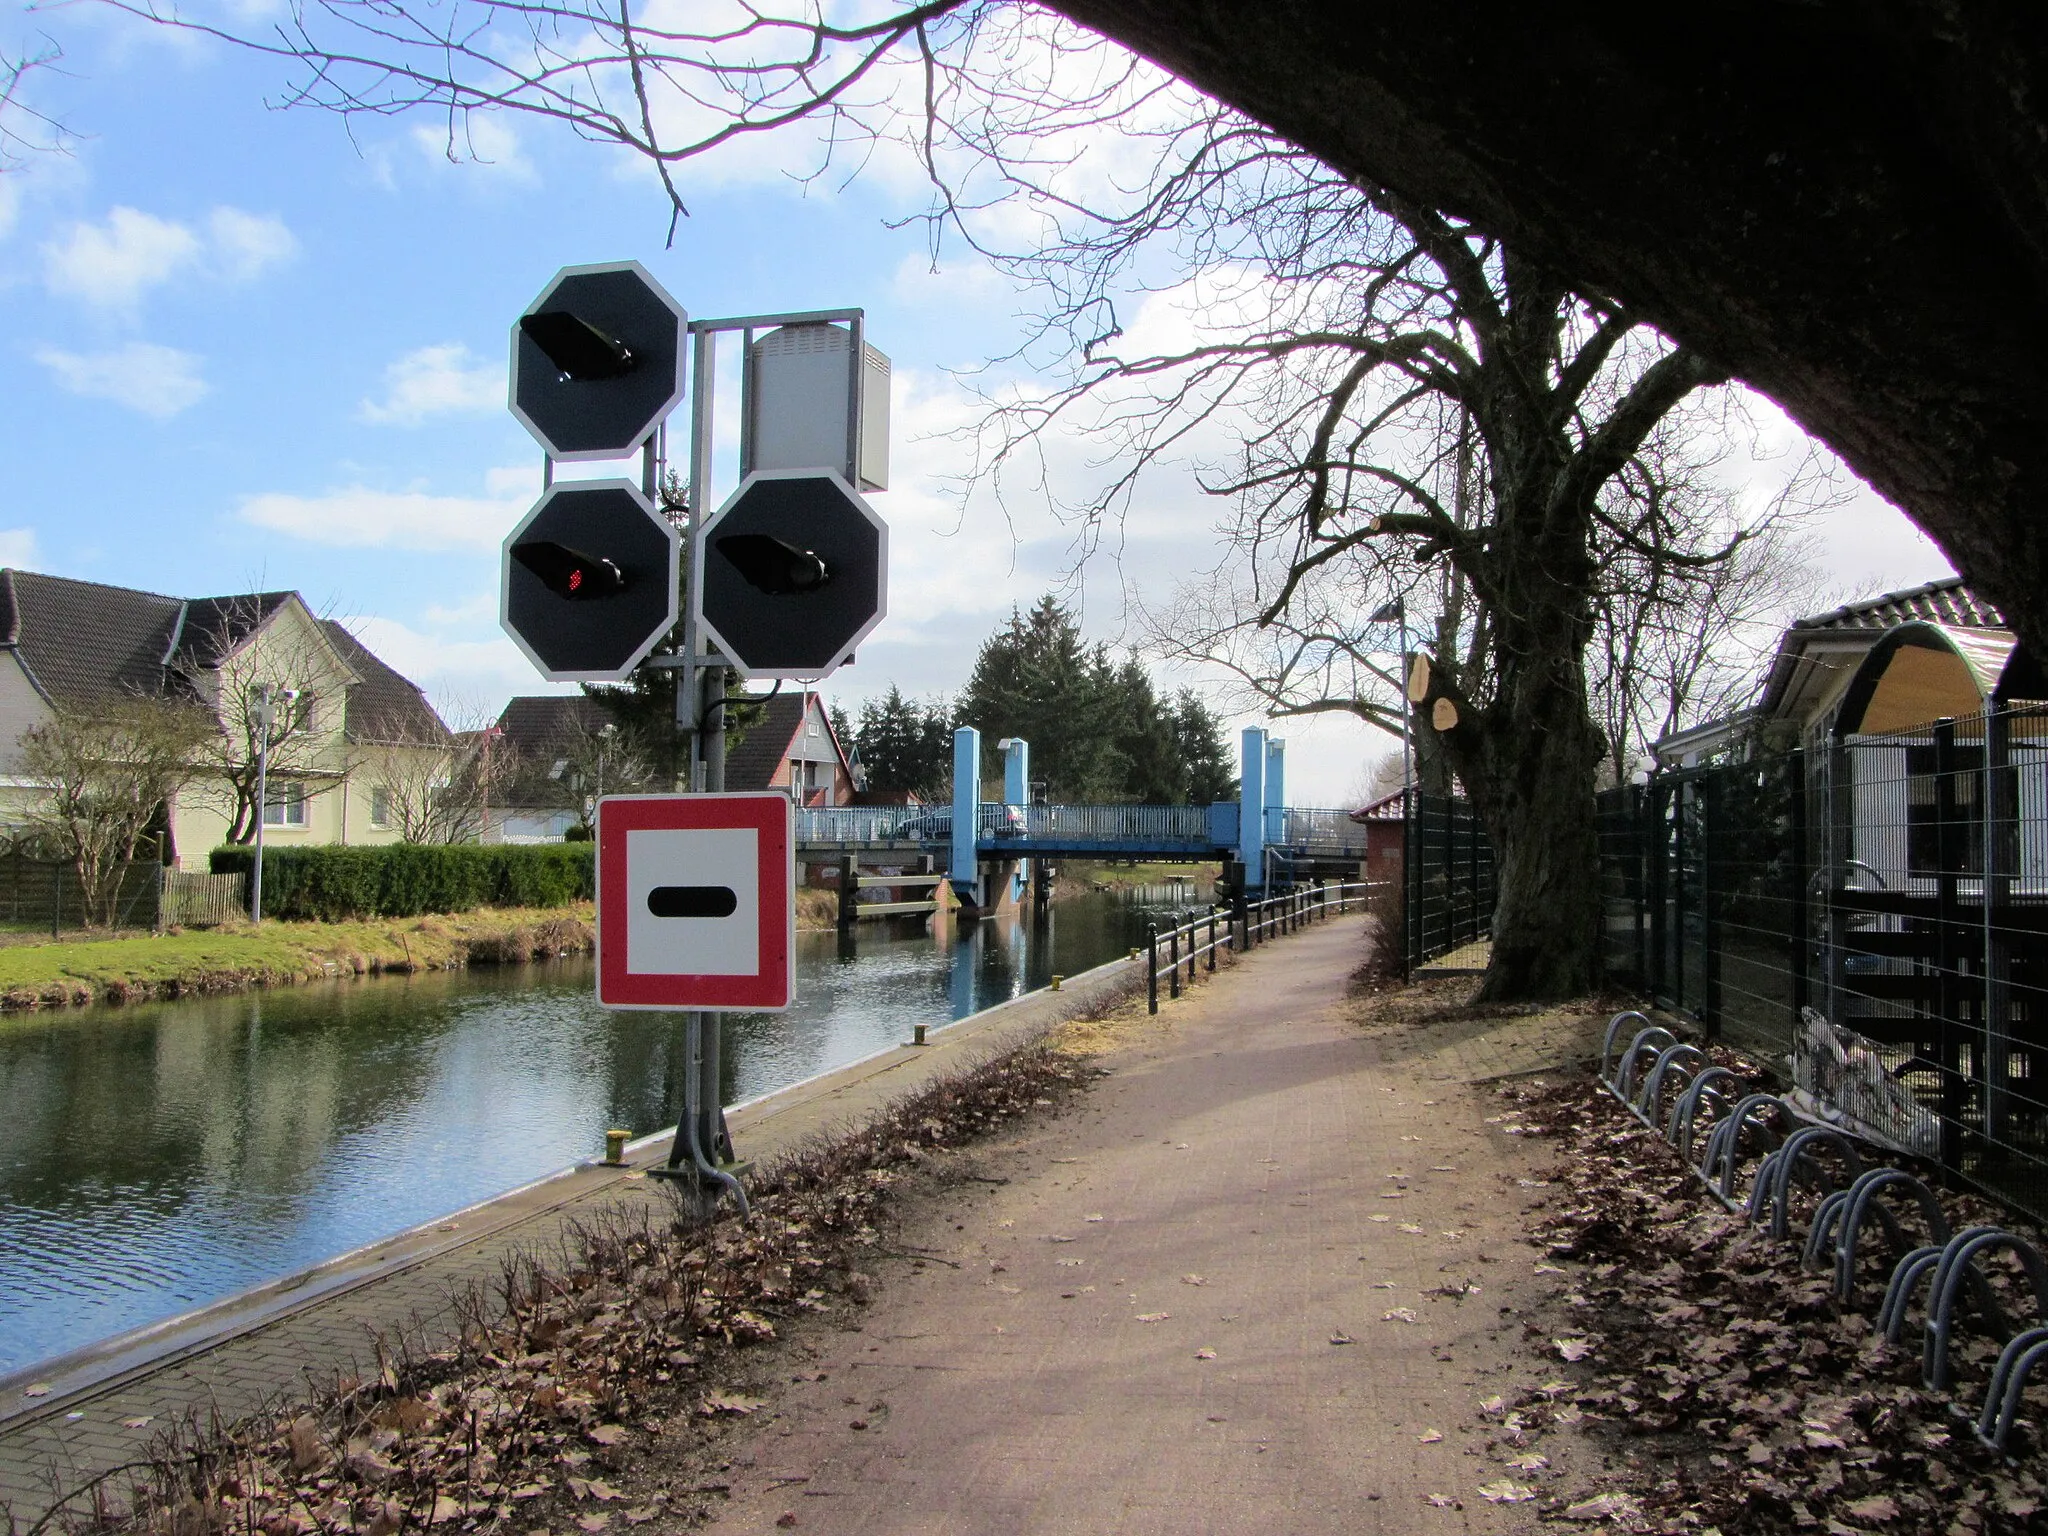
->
<box><xmin>479</xmin><ymin>689</ymin><xmax>857</xmax><ymax>842</ymax></box>
<box><xmin>478</xmin><ymin>695</ymin><xmax>623</xmax><ymax>843</ymax></box>
<box><xmin>1655</xmin><ymin>576</ymin><xmax>2030</xmax><ymax>767</ymax></box>
<box><xmin>724</xmin><ymin>691</ymin><xmax>856</xmax><ymax>806</ymax></box>
<box><xmin>0</xmin><ymin>570</ymin><xmax>451</xmax><ymax>865</ymax></box>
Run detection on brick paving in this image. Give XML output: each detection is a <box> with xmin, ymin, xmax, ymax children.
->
<box><xmin>692</xmin><ymin>921</ymin><xmax>1598</xmax><ymax>1535</ymax></box>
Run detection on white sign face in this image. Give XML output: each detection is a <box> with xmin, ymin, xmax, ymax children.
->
<box><xmin>596</xmin><ymin>792</ymin><xmax>794</xmax><ymax>1011</ymax></box>
<box><xmin>624</xmin><ymin>828</ymin><xmax>759</xmax><ymax>976</ymax></box>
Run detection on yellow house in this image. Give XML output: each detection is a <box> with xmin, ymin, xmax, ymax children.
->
<box><xmin>0</xmin><ymin>571</ymin><xmax>454</xmax><ymax>868</ymax></box>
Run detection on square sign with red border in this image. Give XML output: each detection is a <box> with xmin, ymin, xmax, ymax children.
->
<box><xmin>596</xmin><ymin>793</ymin><xmax>795</xmax><ymax>1011</ymax></box>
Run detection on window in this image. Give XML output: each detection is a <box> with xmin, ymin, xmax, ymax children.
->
<box><xmin>1905</xmin><ymin>743</ymin><xmax>1983</xmax><ymax>877</ymax></box>
<box><xmin>369</xmin><ymin>787</ymin><xmax>392</xmax><ymax>829</ymax></box>
<box><xmin>263</xmin><ymin>781</ymin><xmax>308</xmax><ymax>827</ymax></box>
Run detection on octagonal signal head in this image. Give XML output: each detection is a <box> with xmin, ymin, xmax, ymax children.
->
<box><xmin>509</xmin><ymin>261</ymin><xmax>686</xmax><ymax>461</ymax></box>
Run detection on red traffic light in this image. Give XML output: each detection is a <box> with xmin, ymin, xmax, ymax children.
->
<box><xmin>511</xmin><ymin>540</ymin><xmax>626</xmax><ymax>601</ymax></box>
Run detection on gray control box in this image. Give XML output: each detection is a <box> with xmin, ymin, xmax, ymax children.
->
<box><xmin>742</xmin><ymin>323</ymin><xmax>890</xmax><ymax>492</ymax></box>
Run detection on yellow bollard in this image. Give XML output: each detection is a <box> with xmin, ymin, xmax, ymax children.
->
<box><xmin>1051</xmin><ymin>974</ymin><xmax>1064</xmax><ymax>991</ymax></box>
<box><xmin>912</xmin><ymin>1023</ymin><xmax>928</xmax><ymax>1045</ymax></box>
<box><xmin>603</xmin><ymin>1128</ymin><xmax>631</xmax><ymax>1166</ymax></box>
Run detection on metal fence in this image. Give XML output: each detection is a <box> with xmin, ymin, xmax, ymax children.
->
<box><xmin>1405</xmin><ymin>791</ymin><xmax>1495</xmax><ymax>971</ymax></box>
<box><xmin>1599</xmin><ymin>706</ymin><xmax>2048</xmax><ymax>1216</ymax></box>
<box><xmin>1276</xmin><ymin>807</ymin><xmax>1370</xmax><ymax>855</ymax></box>
<box><xmin>0</xmin><ymin>854</ymin><xmax>163</xmax><ymax>932</ymax></box>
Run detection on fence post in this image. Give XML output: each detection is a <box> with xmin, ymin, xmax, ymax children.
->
<box><xmin>1147</xmin><ymin>924</ymin><xmax>1159</xmax><ymax>1015</ymax></box>
<box><xmin>1207</xmin><ymin>910</ymin><xmax>1217</xmax><ymax>972</ymax></box>
<box><xmin>1700</xmin><ymin>771</ymin><xmax>1723</xmax><ymax>1040</ymax></box>
<box><xmin>1169</xmin><ymin>920</ymin><xmax>1181</xmax><ymax>1000</ymax></box>
<box><xmin>1933</xmin><ymin>717</ymin><xmax>1964</xmax><ymax>1167</ymax></box>
<box><xmin>1984</xmin><ymin>705</ymin><xmax>2016</xmax><ymax>1145</ymax></box>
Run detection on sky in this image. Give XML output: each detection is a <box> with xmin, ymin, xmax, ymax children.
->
<box><xmin>0</xmin><ymin>5</ymin><xmax>1958</xmax><ymax>804</ymax></box>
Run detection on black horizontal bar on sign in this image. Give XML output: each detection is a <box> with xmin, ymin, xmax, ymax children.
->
<box><xmin>647</xmin><ymin>885</ymin><xmax>739</xmax><ymax>918</ymax></box>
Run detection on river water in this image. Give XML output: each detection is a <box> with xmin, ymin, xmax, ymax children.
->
<box><xmin>0</xmin><ymin>888</ymin><xmax>1209</xmax><ymax>1375</ymax></box>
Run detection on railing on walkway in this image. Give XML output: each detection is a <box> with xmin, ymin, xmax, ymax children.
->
<box><xmin>1143</xmin><ymin>880</ymin><xmax>1378</xmax><ymax>1013</ymax></box>
<box><xmin>1277</xmin><ymin>807</ymin><xmax>1371</xmax><ymax>856</ymax></box>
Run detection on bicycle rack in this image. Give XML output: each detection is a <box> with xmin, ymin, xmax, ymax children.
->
<box><xmin>1666</xmin><ymin>1066</ymin><xmax>1743</xmax><ymax>1163</ymax></box>
<box><xmin>1980</xmin><ymin>1327</ymin><xmax>2048</xmax><ymax>1450</ymax></box>
<box><xmin>1747</xmin><ymin>1126</ymin><xmax>1864</xmax><ymax>1240</ymax></box>
<box><xmin>1702</xmin><ymin>1093</ymin><xmax>1791</xmax><ymax>1209</ymax></box>
<box><xmin>1829</xmin><ymin>1168</ymin><xmax>1951</xmax><ymax>1304</ymax></box>
<box><xmin>1635</xmin><ymin>1042</ymin><xmax>1709</xmax><ymax>1131</ymax></box>
<box><xmin>1922</xmin><ymin>1228</ymin><xmax>2048</xmax><ymax>1392</ymax></box>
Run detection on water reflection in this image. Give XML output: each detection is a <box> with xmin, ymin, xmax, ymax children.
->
<box><xmin>0</xmin><ymin>893</ymin><xmax>1170</xmax><ymax>1373</ymax></box>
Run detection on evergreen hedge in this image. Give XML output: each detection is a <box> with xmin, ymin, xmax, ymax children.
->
<box><xmin>210</xmin><ymin>843</ymin><xmax>594</xmax><ymax>921</ymax></box>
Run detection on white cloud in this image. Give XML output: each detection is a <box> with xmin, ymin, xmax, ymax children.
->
<box><xmin>238</xmin><ymin>474</ymin><xmax>527</xmax><ymax>552</ymax></box>
<box><xmin>43</xmin><ymin>207</ymin><xmax>203</xmax><ymax>312</ymax></box>
<box><xmin>411</xmin><ymin>113</ymin><xmax>537</xmax><ymax>182</ymax></box>
<box><xmin>35</xmin><ymin>342</ymin><xmax>210</xmax><ymax>418</ymax></box>
<box><xmin>359</xmin><ymin>343</ymin><xmax>505</xmax><ymax>425</ymax></box>
<box><xmin>206</xmin><ymin>206</ymin><xmax>297</xmax><ymax>281</ymax></box>
<box><xmin>41</xmin><ymin>204</ymin><xmax>296</xmax><ymax>313</ymax></box>
<box><xmin>0</xmin><ymin>527</ymin><xmax>38</xmax><ymax>567</ymax></box>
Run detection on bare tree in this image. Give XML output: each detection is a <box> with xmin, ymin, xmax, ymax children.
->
<box><xmin>173</xmin><ymin>596</ymin><xmax>352</xmax><ymax>843</ymax></box>
<box><xmin>1</xmin><ymin>29</ymin><xmax>72</xmax><ymax>173</ymax></box>
<box><xmin>354</xmin><ymin>700</ymin><xmax>517</xmax><ymax>844</ymax></box>
<box><xmin>18</xmin><ymin>697</ymin><xmax>213</xmax><ymax>927</ymax></box>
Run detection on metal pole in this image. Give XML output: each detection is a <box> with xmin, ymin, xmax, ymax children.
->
<box><xmin>251</xmin><ymin>686</ymin><xmax>269</xmax><ymax>925</ymax></box>
<box><xmin>1147</xmin><ymin>923</ymin><xmax>1159</xmax><ymax>1014</ymax></box>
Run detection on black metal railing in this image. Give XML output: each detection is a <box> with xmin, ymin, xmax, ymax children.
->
<box><xmin>1404</xmin><ymin>791</ymin><xmax>1495</xmax><ymax>971</ymax></box>
<box><xmin>1142</xmin><ymin>881</ymin><xmax>1378</xmax><ymax>1013</ymax></box>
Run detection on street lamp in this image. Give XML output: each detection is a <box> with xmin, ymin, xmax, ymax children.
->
<box><xmin>250</xmin><ymin>683</ymin><xmax>302</xmax><ymax>924</ymax></box>
<box><xmin>1369</xmin><ymin>598</ymin><xmax>1412</xmax><ymax>794</ymax></box>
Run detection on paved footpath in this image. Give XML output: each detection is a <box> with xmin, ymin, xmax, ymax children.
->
<box><xmin>693</xmin><ymin>919</ymin><xmax>1602</xmax><ymax>1536</ymax></box>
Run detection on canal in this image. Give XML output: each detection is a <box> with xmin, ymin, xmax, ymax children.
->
<box><xmin>0</xmin><ymin>888</ymin><xmax>1207</xmax><ymax>1375</ymax></box>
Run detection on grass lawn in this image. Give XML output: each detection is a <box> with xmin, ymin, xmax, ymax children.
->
<box><xmin>0</xmin><ymin>905</ymin><xmax>595</xmax><ymax>1014</ymax></box>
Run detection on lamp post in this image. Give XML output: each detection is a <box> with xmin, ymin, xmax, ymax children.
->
<box><xmin>249</xmin><ymin>684</ymin><xmax>300</xmax><ymax>925</ymax></box>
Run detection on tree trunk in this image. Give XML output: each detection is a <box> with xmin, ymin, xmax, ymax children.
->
<box><xmin>1467</xmin><ymin>703</ymin><xmax>1604</xmax><ymax>1001</ymax></box>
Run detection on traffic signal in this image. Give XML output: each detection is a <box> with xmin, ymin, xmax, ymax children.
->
<box><xmin>509</xmin><ymin>262</ymin><xmax>686</xmax><ymax>461</ymax></box>
<box><xmin>501</xmin><ymin>481</ymin><xmax>680</xmax><ymax>682</ymax></box>
<box><xmin>715</xmin><ymin>532</ymin><xmax>831</xmax><ymax>596</ymax></box>
<box><xmin>697</xmin><ymin>469</ymin><xmax>886</xmax><ymax>680</ymax></box>
<box><xmin>510</xmin><ymin>539</ymin><xmax>626</xmax><ymax>600</ymax></box>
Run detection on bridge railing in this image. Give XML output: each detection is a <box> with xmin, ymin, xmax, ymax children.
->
<box><xmin>1019</xmin><ymin>804</ymin><xmax>1211</xmax><ymax>843</ymax></box>
<box><xmin>794</xmin><ymin>807</ymin><xmax>922</xmax><ymax>845</ymax></box>
<box><xmin>1277</xmin><ymin>807</ymin><xmax>1370</xmax><ymax>854</ymax></box>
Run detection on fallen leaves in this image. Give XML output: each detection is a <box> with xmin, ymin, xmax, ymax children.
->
<box><xmin>699</xmin><ymin>1391</ymin><xmax>766</xmax><ymax>1417</ymax></box>
<box><xmin>1135</xmin><ymin>1311</ymin><xmax>1170</xmax><ymax>1323</ymax></box>
<box><xmin>1560</xmin><ymin>1491</ymin><xmax>1641</xmax><ymax>1522</ymax></box>
<box><xmin>1476</xmin><ymin>1479</ymin><xmax>1535</xmax><ymax>1503</ymax></box>
<box><xmin>1194</xmin><ymin>1348</ymin><xmax>1217</xmax><ymax>1360</ymax></box>
<box><xmin>1505</xmin><ymin>1059</ymin><xmax>2048</xmax><ymax>1535</ymax></box>
<box><xmin>1380</xmin><ymin>1309</ymin><xmax>1417</xmax><ymax>1324</ymax></box>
